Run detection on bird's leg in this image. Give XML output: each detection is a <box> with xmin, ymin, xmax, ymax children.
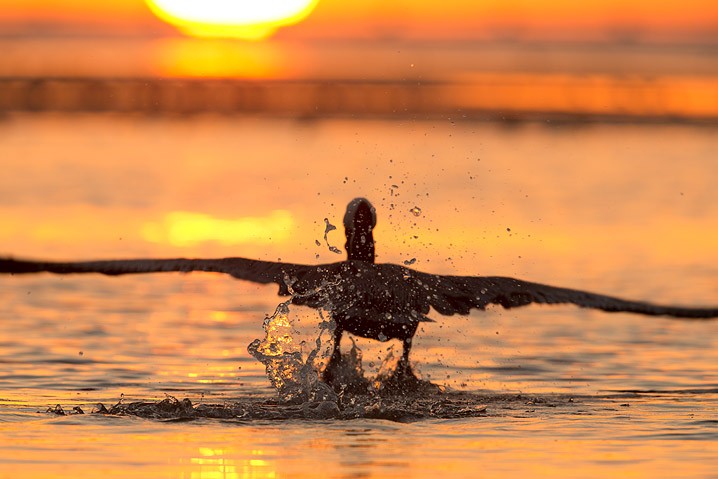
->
<box><xmin>394</xmin><ymin>336</ymin><xmax>419</xmax><ymax>382</ymax></box>
<box><xmin>321</xmin><ymin>326</ymin><xmax>371</xmax><ymax>394</ymax></box>
<box><xmin>376</xmin><ymin>336</ymin><xmax>435</xmax><ymax>394</ymax></box>
<box><xmin>321</xmin><ymin>326</ymin><xmax>343</xmax><ymax>385</ymax></box>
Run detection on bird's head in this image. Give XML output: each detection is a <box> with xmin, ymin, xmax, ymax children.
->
<box><xmin>344</xmin><ymin>198</ymin><xmax>376</xmax><ymax>263</ymax></box>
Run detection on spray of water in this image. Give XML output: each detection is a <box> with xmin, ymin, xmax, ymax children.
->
<box><xmin>247</xmin><ymin>300</ymin><xmax>338</xmax><ymax>405</ymax></box>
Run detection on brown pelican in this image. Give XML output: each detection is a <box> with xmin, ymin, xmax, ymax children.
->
<box><xmin>1</xmin><ymin>198</ymin><xmax>717</xmax><ymax>385</ymax></box>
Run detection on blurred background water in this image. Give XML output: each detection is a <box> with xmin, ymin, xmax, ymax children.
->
<box><xmin>1</xmin><ymin>1</ymin><xmax>717</xmax><ymax>478</ymax></box>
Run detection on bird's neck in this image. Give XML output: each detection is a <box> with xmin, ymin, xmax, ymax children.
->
<box><xmin>346</xmin><ymin>228</ymin><xmax>375</xmax><ymax>263</ymax></box>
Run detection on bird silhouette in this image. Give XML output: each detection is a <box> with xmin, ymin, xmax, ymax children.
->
<box><xmin>1</xmin><ymin>197</ymin><xmax>717</xmax><ymax>386</ymax></box>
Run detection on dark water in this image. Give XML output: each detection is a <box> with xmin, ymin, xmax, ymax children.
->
<box><xmin>0</xmin><ymin>114</ymin><xmax>717</xmax><ymax>478</ymax></box>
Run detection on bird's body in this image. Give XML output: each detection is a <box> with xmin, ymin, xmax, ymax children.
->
<box><xmin>1</xmin><ymin>197</ymin><xmax>717</xmax><ymax>385</ymax></box>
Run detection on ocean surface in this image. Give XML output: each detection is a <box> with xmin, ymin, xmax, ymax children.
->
<box><xmin>0</xmin><ymin>114</ymin><xmax>717</xmax><ymax>478</ymax></box>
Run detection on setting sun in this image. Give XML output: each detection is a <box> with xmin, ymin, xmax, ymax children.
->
<box><xmin>145</xmin><ymin>0</ymin><xmax>320</xmax><ymax>40</ymax></box>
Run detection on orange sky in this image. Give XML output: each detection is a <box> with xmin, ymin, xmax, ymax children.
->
<box><xmin>1</xmin><ymin>0</ymin><xmax>718</xmax><ymax>42</ymax></box>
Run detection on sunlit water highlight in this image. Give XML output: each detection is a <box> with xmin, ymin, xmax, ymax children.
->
<box><xmin>0</xmin><ymin>114</ymin><xmax>717</xmax><ymax>478</ymax></box>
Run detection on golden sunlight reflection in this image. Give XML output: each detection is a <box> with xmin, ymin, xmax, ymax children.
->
<box><xmin>145</xmin><ymin>0</ymin><xmax>319</xmax><ymax>40</ymax></box>
<box><xmin>141</xmin><ymin>210</ymin><xmax>294</xmax><ymax>247</ymax></box>
<box><xmin>152</xmin><ymin>39</ymin><xmax>285</xmax><ymax>78</ymax></box>
<box><xmin>190</xmin><ymin>447</ymin><xmax>276</xmax><ymax>479</ymax></box>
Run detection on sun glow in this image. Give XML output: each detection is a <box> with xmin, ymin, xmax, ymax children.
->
<box><xmin>141</xmin><ymin>210</ymin><xmax>295</xmax><ymax>247</ymax></box>
<box><xmin>145</xmin><ymin>0</ymin><xmax>320</xmax><ymax>40</ymax></box>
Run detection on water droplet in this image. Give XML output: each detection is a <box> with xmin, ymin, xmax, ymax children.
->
<box><xmin>323</xmin><ymin>218</ymin><xmax>336</xmax><ymax>234</ymax></box>
<box><xmin>409</xmin><ymin>206</ymin><xmax>422</xmax><ymax>216</ymax></box>
<box><xmin>322</xmin><ymin>218</ymin><xmax>342</xmax><ymax>255</ymax></box>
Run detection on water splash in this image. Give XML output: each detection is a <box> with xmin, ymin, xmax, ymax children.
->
<box><xmin>322</xmin><ymin>218</ymin><xmax>342</xmax><ymax>254</ymax></box>
<box><xmin>83</xmin><ymin>303</ymin><xmax>506</xmax><ymax>421</ymax></box>
<box><xmin>88</xmin><ymin>390</ymin><xmax>500</xmax><ymax>421</ymax></box>
<box><xmin>247</xmin><ymin>300</ymin><xmax>336</xmax><ymax>405</ymax></box>
<box><xmin>322</xmin><ymin>336</ymin><xmax>372</xmax><ymax>396</ymax></box>
<box><xmin>372</xmin><ymin>345</ymin><xmax>400</xmax><ymax>390</ymax></box>
<box><xmin>76</xmin><ymin>292</ymin><xmax>498</xmax><ymax>421</ymax></box>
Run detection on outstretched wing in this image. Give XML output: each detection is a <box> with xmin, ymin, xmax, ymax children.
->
<box><xmin>3</xmin><ymin>257</ymin><xmax>717</xmax><ymax>319</ymax></box>
<box><xmin>409</xmin><ymin>270</ymin><xmax>718</xmax><ymax>319</ymax></box>
<box><xmin>0</xmin><ymin>257</ymin><xmax>315</xmax><ymax>296</ymax></box>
